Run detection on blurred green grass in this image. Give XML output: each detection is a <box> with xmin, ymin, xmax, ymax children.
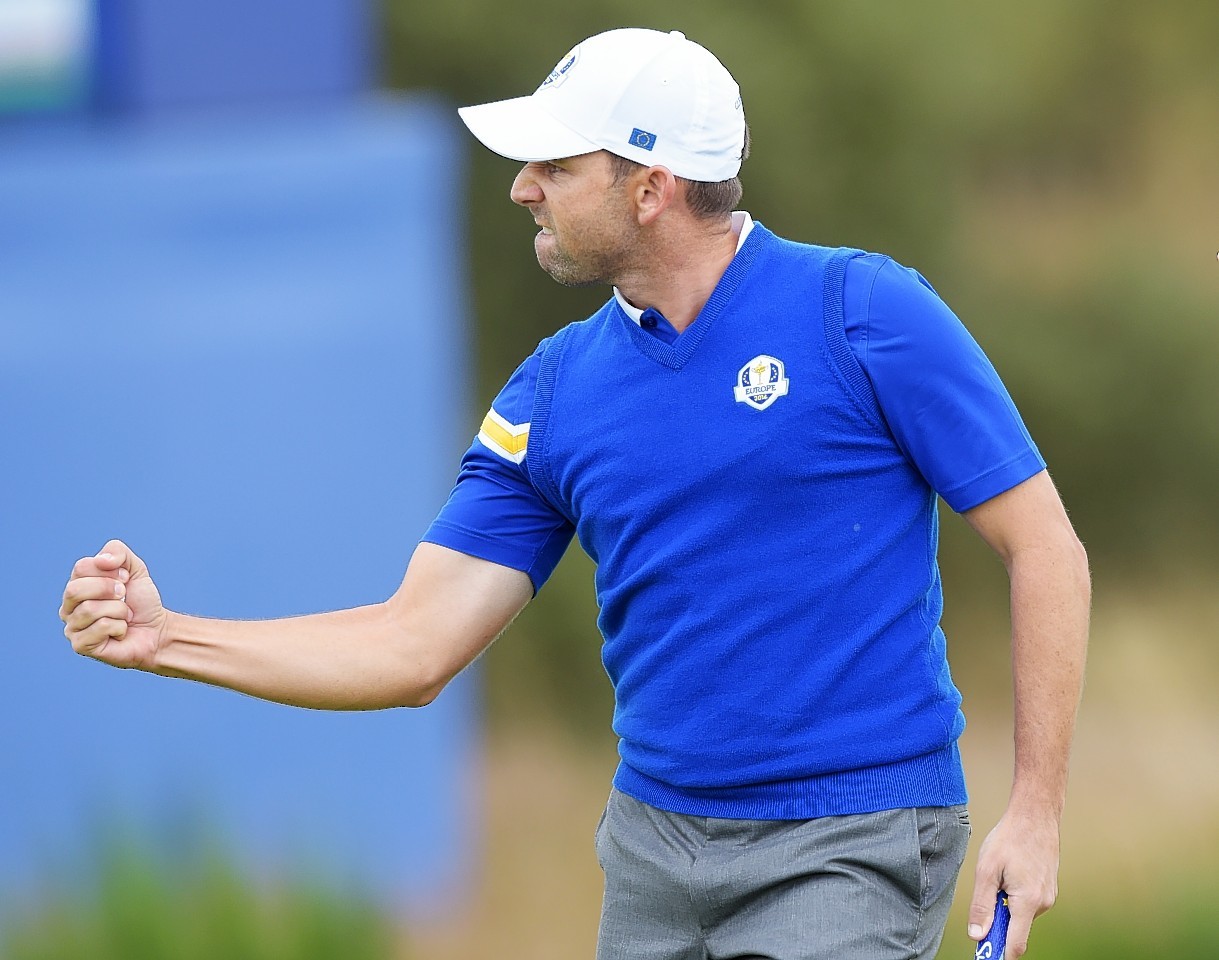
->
<box><xmin>1021</xmin><ymin>885</ymin><xmax>1219</xmax><ymax>958</ymax></box>
<box><xmin>0</xmin><ymin>843</ymin><xmax>396</xmax><ymax>960</ymax></box>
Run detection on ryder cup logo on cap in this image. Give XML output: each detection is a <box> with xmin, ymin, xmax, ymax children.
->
<box><xmin>457</xmin><ymin>28</ymin><xmax>746</xmax><ymax>182</ymax></box>
<box><xmin>541</xmin><ymin>48</ymin><xmax>578</xmax><ymax>88</ymax></box>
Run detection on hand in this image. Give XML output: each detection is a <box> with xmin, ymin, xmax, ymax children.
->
<box><xmin>967</xmin><ymin>809</ymin><xmax>1060</xmax><ymax>958</ymax></box>
<box><xmin>60</xmin><ymin>539</ymin><xmax>168</xmax><ymax>671</ymax></box>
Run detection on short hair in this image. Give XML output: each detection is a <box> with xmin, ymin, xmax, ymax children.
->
<box><xmin>608</xmin><ymin>123</ymin><xmax>751</xmax><ymax>220</ymax></box>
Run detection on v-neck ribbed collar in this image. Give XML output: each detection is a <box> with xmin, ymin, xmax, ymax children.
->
<box><xmin>612</xmin><ymin>217</ymin><xmax>765</xmax><ymax>371</ymax></box>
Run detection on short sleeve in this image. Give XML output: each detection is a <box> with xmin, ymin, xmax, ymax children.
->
<box><xmin>421</xmin><ymin>343</ymin><xmax>575</xmax><ymax>593</ymax></box>
<box><xmin>844</xmin><ymin>256</ymin><xmax>1046</xmax><ymax>512</ymax></box>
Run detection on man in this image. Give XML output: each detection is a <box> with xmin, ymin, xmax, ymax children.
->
<box><xmin>61</xmin><ymin>27</ymin><xmax>1089</xmax><ymax>960</ymax></box>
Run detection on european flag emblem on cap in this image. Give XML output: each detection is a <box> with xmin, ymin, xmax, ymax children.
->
<box><xmin>629</xmin><ymin>128</ymin><xmax>657</xmax><ymax>151</ymax></box>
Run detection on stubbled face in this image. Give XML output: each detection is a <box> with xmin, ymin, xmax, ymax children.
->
<box><xmin>509</xmin><ymin>152</ymin><xmax>638</xmax><ymax>287</ymax></box>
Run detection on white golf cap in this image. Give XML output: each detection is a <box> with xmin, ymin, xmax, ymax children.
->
<box><xmin>458</xmin><ymin>28</ymin><xmax>746</xmax><ymax>182</ymax></box>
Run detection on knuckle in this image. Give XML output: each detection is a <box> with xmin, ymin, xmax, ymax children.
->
<box><xmin>83</xmin><ymin>618</ymin><xmax>119</xmax><ymax>644</ymax></box>
<box><xmin>100</xmin><ymin>601</ymin><xmax>126</xmax><ymax>623</ymax></box>
<box><xmin>89</xmin><ymin>617</ymin><xmax>114</xmax><ymax>638</ymax></box>
<box><xmin>69</xmin><ymin>600</ymin><xmax>105</xmax><ymax>630</ymax></box>
<box><xmin>974</xmin><ymin>860</ymin><xmax>999</xmax><ymax>881</ymax></box>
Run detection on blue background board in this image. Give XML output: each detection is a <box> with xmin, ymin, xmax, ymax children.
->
<box><xmin>0</xmin><ymin>96</ymin><xmax>477</xmax><ymax>915</ymax></box>
<box><xmin>92</xmin><ymin>0</ymin><xmax>375</xmax><ymax>112</ymax></box>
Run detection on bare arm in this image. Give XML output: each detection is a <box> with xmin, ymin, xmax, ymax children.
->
<box><xmin>60</xmin><ymin>540</ymin><xmax>534</xmax><ymax>710</ymax></box>
<box><xmin>960</xmin><ymin>470</ymin><xmax>1091</xmax><ymax>958</ymax></box>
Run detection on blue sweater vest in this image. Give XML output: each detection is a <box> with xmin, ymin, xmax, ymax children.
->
<box><xmin>527</xmin><ymin>226</ymin><xmax>967</xmax><ymax>819</ymax></box>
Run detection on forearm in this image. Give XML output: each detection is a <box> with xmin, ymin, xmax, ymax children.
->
<box><xmin>961</xmin><ymin>472</ymin><xmax>1089</xmax><ymax>949</ymax></box>
<box><xmin>64</xmin><ymin>541</ymin><xmax>530</xmax><ymax>712</ymax></box>
<box><xmin>1005</xmin><ymin>535</ymin><xmax>1091</xmax><ymax>817</ymax></box>
<box><xmin>155</xmin><ymin>604</ymin><xmax>443</xmax><ymax>711</ymax></box>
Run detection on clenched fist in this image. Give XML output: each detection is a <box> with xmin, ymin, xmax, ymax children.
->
<box><xmin>60</xmin><ymin>540</ymin><xmax>167</xmax><ymax>671</ymax></box>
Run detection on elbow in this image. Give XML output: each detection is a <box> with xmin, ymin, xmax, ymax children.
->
<box><xmin>1067</xmin><ymin>531</ymin><xmax>1092</xmax><ymax>598</ymax></box>
<box><xmin>372</xmin><ymin>599</ymin><xmax>455</xmax><ymax>708</ymax></box>
<box><xmin>400</xmin><ymin>673</ymin><xmax>447</xmax><ymax>708</ymax></box>
<box><xmin>1007</xmin><ymin>523</ymin><xmax>1091</xmax><ymax>602</ymax></box>
<box><xmin>1040</xmin><ymin>512</ymin><xmax>1092</xmax><ymax>598</ymax></box>
<box><xmin>390</xmin><ymin>647</ymin><xmax>454</xmax><ymax>708</ymax></box>
<box><xmin>391</xmin><ymin>628</ymin><xmax>459</xmax><ymax>710</ymax></box>
<box><xmin>1042</xmin><ymin>526</ymin><xmax>1091</xmax><ymax>604</ymax></box>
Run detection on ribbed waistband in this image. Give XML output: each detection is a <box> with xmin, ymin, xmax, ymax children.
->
<box><xmin>613</xmin><ymin>742</ymin><xmax>967</xmax><ymax>820</ymax></box>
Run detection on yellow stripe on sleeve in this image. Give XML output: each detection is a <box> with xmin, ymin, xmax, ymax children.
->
<box><xmin>478</xmin><ymin>410</ymin><xmax>530</xmax><ymax>463</ymax></box>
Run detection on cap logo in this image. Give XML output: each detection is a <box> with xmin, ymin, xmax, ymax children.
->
<box><xmin>629</xmin><ymin>128</ymin><xmax>657</xmax><ymax>151</ymax></box>
<box><xmin>540</xmin><ymin>48</ymin><xmax>578</xmax><ymax>89</ymax></box>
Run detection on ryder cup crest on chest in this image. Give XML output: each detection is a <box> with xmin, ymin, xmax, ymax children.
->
<box><xmin>734</xmin><ymin>355</ymin><xmax>789</xmax><ymax>410</ymax></box>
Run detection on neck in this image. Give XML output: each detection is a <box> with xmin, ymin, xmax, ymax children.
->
<box><xmin>615</xmin><ymin>216</ymin><xmax>739</xmax><ymax>332</ymax></box>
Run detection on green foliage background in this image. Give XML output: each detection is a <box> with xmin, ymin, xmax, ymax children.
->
<box><xmin>0</xmin><ymin>842</ymin><xmax>395</xmax><ymax>960</ymax></box>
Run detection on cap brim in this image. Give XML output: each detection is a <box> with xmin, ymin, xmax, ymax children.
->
<box><xmin>458</xmin><ymin>96</ymin><xmax>602</xmax><ymax>162</ymax></box>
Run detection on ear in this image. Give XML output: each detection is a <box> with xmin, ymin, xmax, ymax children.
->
<box><xmin>631</xmin><ymin>165</ymin><xmax>679</xmax><ymax>226</ymax></box>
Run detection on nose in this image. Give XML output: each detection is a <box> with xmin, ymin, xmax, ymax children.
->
<box><xmin>510</xmin><ymin>164</ymin><xmax>542</xmax><ymax>207</ymax></box>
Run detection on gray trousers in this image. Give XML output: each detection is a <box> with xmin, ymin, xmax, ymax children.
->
<box><xmin>595</xmin><ymin>789</ymin><xmax>970</xmax><ymax>960</ymax></box>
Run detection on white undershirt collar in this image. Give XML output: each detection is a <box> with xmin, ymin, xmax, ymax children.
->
<box><xmin>614</xmin><ymin>211</ymin><xmax>754</xmax><ymax>323</ymax></box>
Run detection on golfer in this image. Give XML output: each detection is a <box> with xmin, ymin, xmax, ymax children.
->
<box><xmin>61</xmin><ymin>27</ymin><xmax>1090</xmax><ymax>960</ymax></box>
